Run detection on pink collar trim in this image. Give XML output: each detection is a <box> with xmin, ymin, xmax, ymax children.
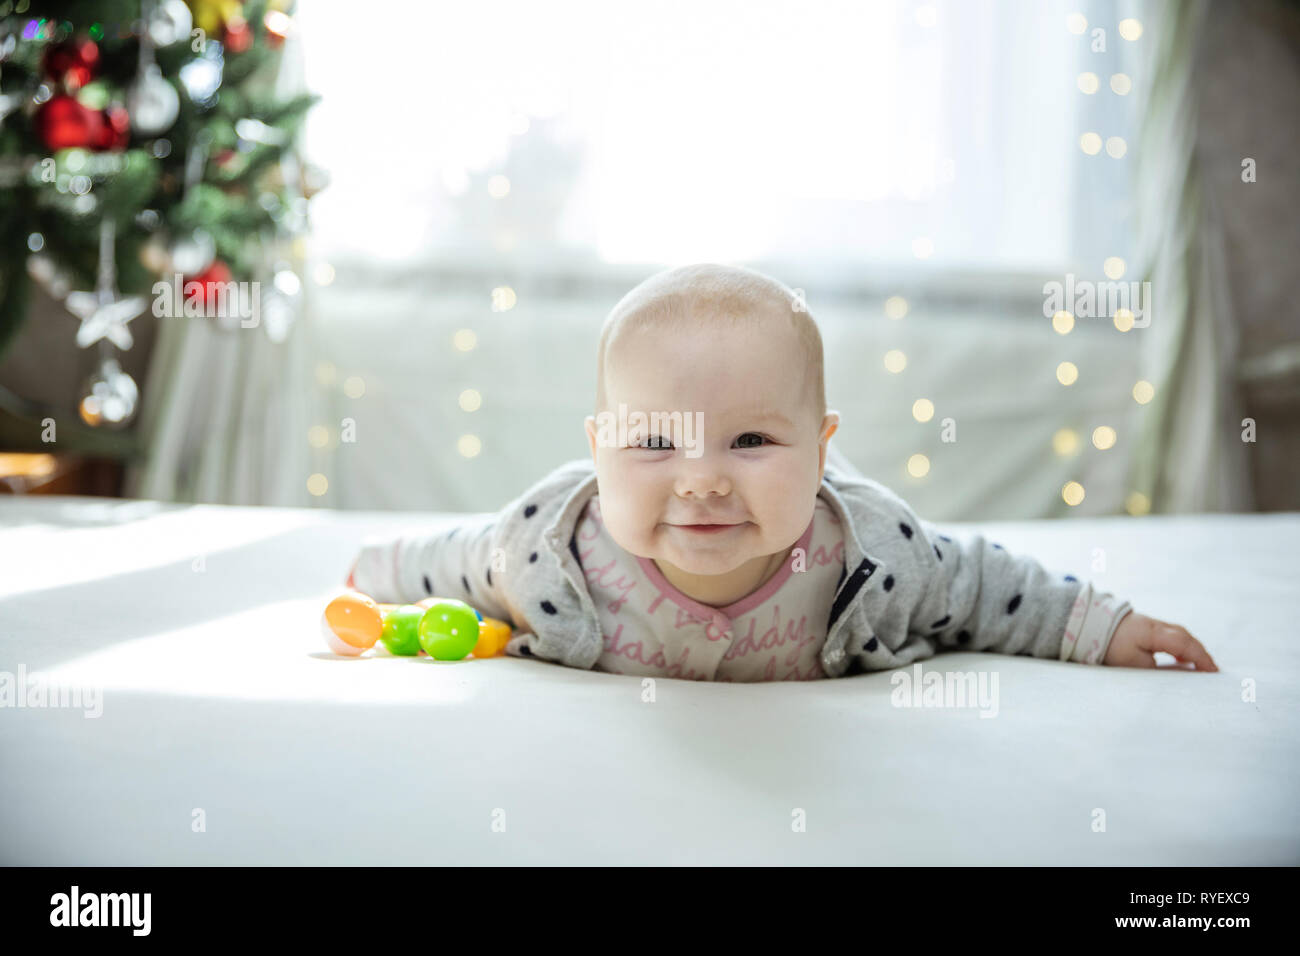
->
<box><xmin>635</xmin><ymin>513</ymin><xmax>816</xmax><ymax>623</ymax></box>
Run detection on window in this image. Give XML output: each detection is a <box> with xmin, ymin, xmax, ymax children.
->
<box><xmin>299</xmin><ymin>0</ymin><xmax>1140</xmax><ymax>281</ymax></box>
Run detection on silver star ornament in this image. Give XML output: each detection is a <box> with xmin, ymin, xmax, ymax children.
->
<box><xmin>67</xmin><ymin>290</ymin><xmax>148</xmax><ymax>350</ymax></box>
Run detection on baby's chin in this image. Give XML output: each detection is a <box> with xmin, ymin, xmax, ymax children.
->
<box><xmin>648</xmin><ymin>526</ymin><xmax>765</xmax><ymax>574</ymax></box>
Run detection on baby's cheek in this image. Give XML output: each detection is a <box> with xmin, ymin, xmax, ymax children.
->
<box><xmin>600</xmin><ymin>509</ymin><xmax>648</xmax><ymax>551</ymax></box>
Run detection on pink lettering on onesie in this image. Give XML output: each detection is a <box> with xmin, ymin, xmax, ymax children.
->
<box><xmin>575</xmin><ymin>492</ymin><xmax>846</xmax><ymax>682</ymax></box>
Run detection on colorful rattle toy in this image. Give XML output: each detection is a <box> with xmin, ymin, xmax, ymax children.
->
<box><xmin>322</xmin><ymin>591</ymin><xmax>512</xmax><ymax>661</ymax></box>
<box><xmin>417</xmin><ymin>599</ymin><xmax>480</xmax><ymax>660</ymax></box>
<box><xmin>320</xmin><ymin>591</ymin><xmax>385</xmax><ymax>657</ymax></box>
<box><xmin>379</xmin><ymin>604</ymin><xmax>424</xmax><ymax>656</ymax></box>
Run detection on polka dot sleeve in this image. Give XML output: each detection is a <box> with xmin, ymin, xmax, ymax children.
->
<box><xmin>901</xmin><ymin>517</ymin><xmax>1091</xmax><ymax>663</ymax></box>
<box><xmin>346</xmin><ymin>514</ymin><xmax>514</xmax><ymax>622</ymax></box>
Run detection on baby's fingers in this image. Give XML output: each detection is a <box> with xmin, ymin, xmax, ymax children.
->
<box><xmin>1150</xmin><ymin>624</ymin><xmax>1218</xmax><ymax>672</ymax></box>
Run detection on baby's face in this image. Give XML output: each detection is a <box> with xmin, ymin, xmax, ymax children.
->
<box><xmin>584</xmin><ymin>317</ymin><xmax>838</xmax><ymax>579</ymax></box>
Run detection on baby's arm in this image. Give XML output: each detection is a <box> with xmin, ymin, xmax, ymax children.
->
<box><xmin>344</xmin><ymin>511</ymin><xmax>514</xmax><ymax>623</ymax></box>
<box><xmin>900</xmin><ymin>516</ymin><xmax>1216</xmax><ymax>669</ymax></box>
<box><xmin>902</xmin><ymin>516</ymin><xmax>1125</xmax><ymax>664</ymax></box>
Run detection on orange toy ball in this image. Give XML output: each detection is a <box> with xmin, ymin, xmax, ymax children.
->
<box><xmin>321</xmin><ymin>592</ymin><xmax>384</xmax><ymax>656</ymax></box>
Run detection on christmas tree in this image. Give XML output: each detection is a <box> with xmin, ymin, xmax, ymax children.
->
<box><xmin>0</xmin><ymin>0</ymin><xmax>320</xmax><ymax>429</ymax></box>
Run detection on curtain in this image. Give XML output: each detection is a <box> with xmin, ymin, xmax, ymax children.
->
<box><xmin>1127</xmin><ymin>0</ymin><xmax>1255</xmax><ymax>512</ymax></box>
<box><xmin>285</xmin><ymin>0</ymin><xmax>1150</xmax><ymax>520</ymax></box>
<box><xmin>121</xmin><ymin>307</ymin><xmax>320</xmax><ymax>505</ymax></box>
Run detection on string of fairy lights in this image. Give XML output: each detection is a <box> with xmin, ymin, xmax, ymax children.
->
<box><xmin>881</xmin><ymin>9</ymin><xmax>1155</xmax><ymax>517</ymax></box>
<box><xmin>303</xmin><ymin>179</ymin><xmax>517</xmax><ymax>500</ymax></box>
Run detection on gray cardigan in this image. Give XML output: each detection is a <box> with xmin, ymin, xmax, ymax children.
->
<box><xmin>350</xmin><ymin>457</ymin><xmax>1103</xmax><ymax>676</ymax></box>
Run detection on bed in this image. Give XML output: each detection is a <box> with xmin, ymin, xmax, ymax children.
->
<box><xmin>1</xmin><ymin>494</ymin><xmax>1297</xmax><ymax>865</ymax></box>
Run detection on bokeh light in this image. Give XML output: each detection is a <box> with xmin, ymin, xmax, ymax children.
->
<box><xmin>884</xmin><ymin>295</ymin><xmax>908</xmax><ymax>319</ymax></box>
<box><xmin>1062</xmin><ymin>481</ymin><xmax>1085</xmax><ymax>506</ymax></box>
<box><xmin>1053</xmin><ymin>428</ymin><xmax>1080</xmax><ymax>456</ymax></box>
<box><xmin>1118</xmin><ymin>18</ymin><xmax>1143</xmax><ymax>41</ymax></box>
<box><xmin>1126</xmin><ymin>491</ymin><xmax>1151</xmax><ymax>515</ymax></box>
<box><xmin>491</xmin><ymin>286</ymin><xmax>517</xmax><ymax>311</ymax></box>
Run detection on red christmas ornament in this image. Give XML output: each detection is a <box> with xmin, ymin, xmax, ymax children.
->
<box><xmin>42</xmin><ymin>38</ymin><xmax>100</xmax><ymax>88</ymax></box>
<box><xmin>223</xmin><ymin>17</ymin><xmax>252</xmax><ymax>54</ymax></box>
<box><xmin>34</xmin><ymin>96</ymin><xmax>130</xmax><ymax>152</ymax></box>
<box><xmin>184</xmin><ymin>260</ymin><xmax>234</xmax><ymax>307</ymax></box>
<box><xmin>95</xmin><ymin>104</ymin><xmax>131</xmax><ymax>151</ymax></box>
<box><xmin>34</xmin><ymin>94</ymin><xmax>103</xmax><ymax>150</ymax></box>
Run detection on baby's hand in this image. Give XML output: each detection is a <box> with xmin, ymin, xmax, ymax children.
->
<box><xmin>1103</xmin><ymin>611</ymin><xmax>1218</xmax><ymax>671</ymax></box>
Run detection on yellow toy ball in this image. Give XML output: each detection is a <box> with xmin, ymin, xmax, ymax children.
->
<box><xmin>321</xmin><ymin>592</ymin><xmax>384</xmax><ymax>656</ymax></box>
<box><xmin>473</xmin><ymin>617</ymin><xmax>513</xmax><ymax>658</ymax></box>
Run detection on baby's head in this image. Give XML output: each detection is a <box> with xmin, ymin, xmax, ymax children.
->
<box><xmin>584</xmin><ymin>263</ymin><xmax>839</xmax><ymax>588</ymax></box>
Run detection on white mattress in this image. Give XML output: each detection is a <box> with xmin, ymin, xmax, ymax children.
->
<box><xmin>2</xmin><ymin>495</ymin><xmax>1297</xmax><ymax>865</ymax></box>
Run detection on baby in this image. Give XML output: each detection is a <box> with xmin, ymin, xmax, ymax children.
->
<box><xmin>346</xmin><ymin>263</ymin><xmax>1217</xmax><ymax>680</ymax></box>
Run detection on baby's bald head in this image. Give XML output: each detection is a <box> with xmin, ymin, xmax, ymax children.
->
<box><xmin>594</xmin><ymin>263</ymin><xmax>826</xmax><ymax>427</ymax></box>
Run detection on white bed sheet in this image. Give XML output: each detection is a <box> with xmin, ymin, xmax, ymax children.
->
<box><xmin>1</xmin><ymin>495</ymin><xmax>1297</xmax><ymax>865</ymax></box>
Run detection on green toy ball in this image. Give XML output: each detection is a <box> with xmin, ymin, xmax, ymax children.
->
<box><xmin>379</xmin><ymin>605</ymin><xmax>424</xmax><ymax>656</ymax></box>
<box><xmin>418</xmin><ymin>599</ymin><xmax>480</xmax><ymax>661</ymax></box>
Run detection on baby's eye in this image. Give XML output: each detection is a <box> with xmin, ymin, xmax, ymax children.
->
<box><xmin>634</xmin><ymin>434</ymin><xmax>675</xmax><ymax>450</ymax></box>
<box><xmin>631</xmin><ymin>433</ymin><xmax>772</xmax><ymax>450</ymax></box>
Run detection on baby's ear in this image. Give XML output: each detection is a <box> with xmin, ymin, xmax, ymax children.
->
<box><xmin>584</xmin><ymin>415</ymin><xmax>599</xmax><ymax>461</ymax></box>
<box><xmin>821</xmin><ymin>409</ymin><xmax>841</xmax><ymax>442</ymax></box>
<box><xmin>817</xmin><ymin>411</ymin><xmax>841</xmax><ymax>481</ymax></box>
